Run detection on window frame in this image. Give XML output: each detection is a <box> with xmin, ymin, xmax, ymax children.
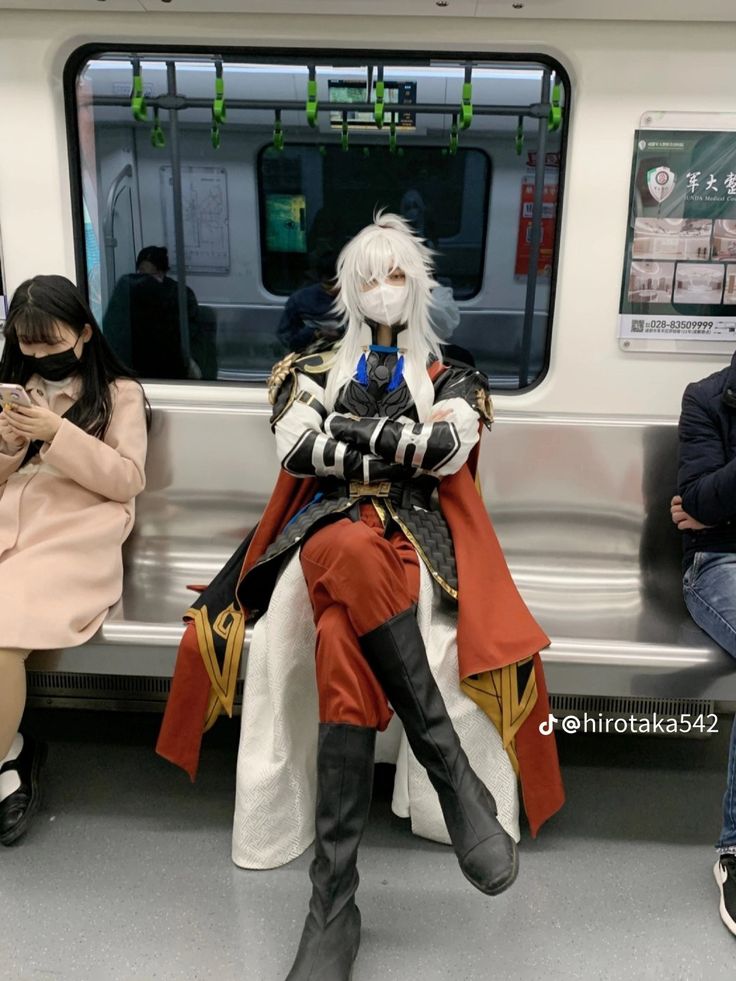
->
<box><xmin>63</xmin><ymin>43</ymin><xmax>570</xmax><ymax>393</ymax></box>
<box><xmin>255</xmin><ymin>140</ymin><xmax>493</xmax><ymax>299</ymax></box>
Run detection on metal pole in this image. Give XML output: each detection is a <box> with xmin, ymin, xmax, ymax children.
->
<box><xmin>93</xmin><ymin>95</ymin><xmax>550</xmax><ymax>120</ymax></box>
<box><xmin>166</xmin><ymin>60</ymin><xmax>191</xmax><ymax>362</ymax></box>
<box><xmin>517</xmin><ymin>70</ymin><xmax>550</xmax><ymax>388</ymax></box>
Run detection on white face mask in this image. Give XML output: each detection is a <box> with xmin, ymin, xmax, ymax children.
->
<box><xmin>358</xmin><ymin>282</ymin><xmax>408</xmax><ymax>326</ymax></box>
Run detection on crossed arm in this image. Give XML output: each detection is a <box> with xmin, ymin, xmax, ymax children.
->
<box><xmin>272</xmin><ymin>370</ymin><xmax>484</xmax><ymax>481</ymax></box>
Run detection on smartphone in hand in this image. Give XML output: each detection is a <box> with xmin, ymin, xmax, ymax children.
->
<box><xmin>0</xmin><ymin>384</ymin><xmax>32</xmax><ymax>410</ymax></box>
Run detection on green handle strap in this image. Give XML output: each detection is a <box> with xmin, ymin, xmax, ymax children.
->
<box><xmin>548</xmin><ymin>81</ymin><xmax>562</xmax><ymax>132</ymax></box>
<box><xmin>459</xmin><ymin>65</ymin><xmax>473</xmax><ymax>130</ymax></box>
<box><xmin>448</xmin><ymin>113</ymin><xmax>459</xmax><ymax>155</ymax></box>
<box><xmin>273</xmin><ymin>110</ymin><xmax>284</xmax><ymax>151</ymax></box>
<box><xmin>389</xmin><ymin>116</ymin><xmax>397</xmax><ymax>154</ymax></box>
<box><xmin>515</xmin><ymin>115</ymin><xmax>524</xmax><ymax>156</ymax></box>
<box><xmin>374</xmin><ymin>76</ymin><xmax>385</xmax><ymax>128</ymax></box>
<box><xmin>151</xmin><ymin>106</ymin><xmax>165</xmax><ymax>149</ymax></box>
<box><xmin>212</xmin><ymin>72</ymin><xmax>227</xmax><ymax>124</ymax></box>
<box><xmin>341</xmin><ymin>111</ymin><xmax>349</xmax><ymax>152</ymax></box>
<box><xmin>306</xmin><ymin>66</ymin><xmax>318</xmax><ymax>127</ymax></box>
<box><xmin>131</xmin><ymin>60</ymin><xmax>148</xmax><ymax>123</ymax></box>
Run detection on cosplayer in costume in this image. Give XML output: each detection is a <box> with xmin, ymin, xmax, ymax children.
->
<box><xmin>158</xmin><ymin>214</ymin><xmax>564</xmax><ymax>981</ymax></box>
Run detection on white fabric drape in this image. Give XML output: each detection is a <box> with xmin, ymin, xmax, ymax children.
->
<box><xmin>232</xmin><ymin>551</ymin><xmax>519</xmax><ymax>870</ymax></box>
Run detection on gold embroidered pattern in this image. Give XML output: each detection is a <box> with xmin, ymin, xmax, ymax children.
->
<box><xmin>461</xmin><ymin>657</ymin><xmax>538</xmax><ymax>773</ymax></box>
<box><xmin>267</xmin><ymin>352</ymin><xmax>300</xmax><ymax>405</ymax></box>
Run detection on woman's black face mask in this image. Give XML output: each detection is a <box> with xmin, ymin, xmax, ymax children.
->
<box><xmin>22</xmin><ymin>344</ymin><xmax>82</xmax><ymax>382</ymax></box>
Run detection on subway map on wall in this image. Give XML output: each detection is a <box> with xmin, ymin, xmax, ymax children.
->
<box><xmin>160</xmin><ymin>166</ymin><xmax>230</xmax><ymax>274</ymax></box>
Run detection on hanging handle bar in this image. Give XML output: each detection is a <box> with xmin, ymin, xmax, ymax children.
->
<box><xmin>273</xmin><ymin>108</ymin><xmax>284</xmax><ymax>151</ymax></box>
<box><xmin>448</xmin><ymin>113</ymin><xmax>459</xmax><ymax>155</ymax></box>
<box><xmin>548</xmin><ymin>73</ymin><xmax>562</xmax><ymax>132</ymax></box>
<box><xmin>211</xmin><ymin>109</ymin><xmax>221</xmax><ymax>149</ymax></box>
<box><xmin>130</xmin><ymin>59</ymin><xmax>148</xmax><ymax>122</ymax></box>
<box><xmin>459</xmin><ymin>64</ymin><xmax>473</xmax><ymax>130</ymax></box>
<box><xmin>389</xmin><ymin>113</ymin><xmax>397</xmax><ymax>154</ymax></box>
<box><xmin>515</xmin><ymin>115</ymin><xmax>524</xmax><ymax>156</ymax></box>
<box><xmin>213</xmin><ymin>58</ymin><xmax>226</xmax><ymax>125</ymax></box>
<box><xmin>341</xmin><ymin>110</ymin><xmax>349</xmax><ymax>152</ymax></box>
<box><xmin>151</xmin><ymin>105</ymin><xmax>166</xmax><ymax>148</ymax></box>
<box><xmin>374</xmin><ymin>65</ymin><xmax>385</xmax><ymax>128</ymax></box>
<box><xmin>306</xmin><ymin>65</ymin><xmax>318</xmax><ymax>127</ymax></box>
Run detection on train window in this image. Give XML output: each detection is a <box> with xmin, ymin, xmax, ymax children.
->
<box><xmin>66</xmin><ymin>49</ymin><xmax>568</xmax><ymax>389</ymax></box>
<box><xmin>258</xmin><ymin>144</ymin><xmax>490</xmax><ymax>299</ymax></box>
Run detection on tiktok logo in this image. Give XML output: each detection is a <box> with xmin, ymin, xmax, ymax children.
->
<box><xmin>538</xmin><ymin>714</ymin><xmax>558</xmax><ymax>735</ymax></box>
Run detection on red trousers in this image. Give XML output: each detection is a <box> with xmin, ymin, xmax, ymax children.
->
<box><xmin>299</xmin><ymin>503</ymin><xmax>420</xmax><ymax>730</ymax></box>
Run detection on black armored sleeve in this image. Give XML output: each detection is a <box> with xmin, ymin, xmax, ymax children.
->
<box><xmin>269</xmin><ymin>352</ymin><xmax>414</xmax><ymax>482</ymax></box>
<box><xmin>432</xmin><ymin>365</ymin><xmax>494</xmax><ymax>430</ymax></box>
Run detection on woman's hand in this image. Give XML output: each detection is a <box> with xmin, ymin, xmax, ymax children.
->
<box><xmin>3</xmin><ymin>405</ymin><xmax>63</xmax><ymax>444</ymax></box>
<box><xmin>670</xmin><ymin>494</ymin><xmax>710</xmax><ymax>531</ymax></box>
<box><xmin>0</xmin><ymin>410</ymin><xmax>28</xmax><ymax>450</ymax></box>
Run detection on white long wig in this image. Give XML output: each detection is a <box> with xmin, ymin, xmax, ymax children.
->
<box><xmin>324</xmin><ymin>211</ymin><xmax>442</xmax><ymax>420</ymax></box>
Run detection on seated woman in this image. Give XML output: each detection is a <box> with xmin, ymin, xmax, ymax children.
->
<box><xmin>0</xmin><ymin>275</ymin><xmax>148</xmax><ymax>846</ymax></box>
<box><xmin>158</xmin><ymin>214</ymin><xmax>563</xmax><ymax>981</ymax></box>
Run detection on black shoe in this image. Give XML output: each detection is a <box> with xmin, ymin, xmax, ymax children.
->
<box><xmin>714</xmin><ymin>854</ymin><xmax>736</xmax><ymax>936</ymax></box>
<box><xmin>359</xmin><ymin>607</ymin><xmax>518</xmax><ymax>896</ymax></box>
<box><xmin>0</xmin><ymin>735</ymin><xmax>47</xmax><ymax>846</ymax></box>
<box><xmin>286</xmin><ymin>724</ymin><xmax>375</xmax><ymax>981</ymax></box>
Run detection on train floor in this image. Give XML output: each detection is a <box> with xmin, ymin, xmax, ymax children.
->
<box><xmin>2</xmin><ymin>709</ymin><xmax>736</xmax><ymax>981</ymax></box>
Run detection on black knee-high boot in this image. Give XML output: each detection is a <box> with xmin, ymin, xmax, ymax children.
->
<box><xmin>286</xmin><ymin>723</ymin><xmax>376</xmax><ymax>981</ymax></box>
<box><xmin>359</xmin><ymin>608</ymin><xmax>518</xmax><ymax>896</ymax></box>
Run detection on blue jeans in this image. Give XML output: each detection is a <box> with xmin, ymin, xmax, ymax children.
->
<box><xmin>683</xmin><ymin>551</ymin><xmax>736</xmax><ymax>852</ymax></box>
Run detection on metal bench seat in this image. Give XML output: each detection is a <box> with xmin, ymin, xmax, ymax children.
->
<box><xmin>26</xmin><ymin>399</ymin><xmax>736</xmax><ymax>711</ymax></box>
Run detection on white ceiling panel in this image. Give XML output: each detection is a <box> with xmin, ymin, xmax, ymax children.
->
<box><xmin>3</xmin><ymin>0</ymin><xmax>736</xmax><ymax>19</ymax></box>
<box><xmin>475</xmin><ymin>0</ymin><xmax>736</xmax><ymax>19</ymax></box>
<box><xmin>136</xmin><ymin>0</ymin><xmax>478</xmax><ymax>14</ymax></box>
<box><xmin>0</xmin><ymin>0</ymin><xmax>145</xmax><ymax>9</ymax></box>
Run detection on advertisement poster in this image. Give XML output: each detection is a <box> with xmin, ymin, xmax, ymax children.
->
<box><xmin>514</xmin><ymin>152</ymin><xmax>559</xmax><ymax>277</ymax></box>
<box><xmin>619</xmin><ymin>128</ymin><xmax>736</xmax><ymax>344</ymax></box>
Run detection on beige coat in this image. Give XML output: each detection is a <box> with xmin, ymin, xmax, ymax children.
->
<box><xmin>0</xmin><ymin>375</ymin><xmax>147</xmax><ymax>649</ymax></box>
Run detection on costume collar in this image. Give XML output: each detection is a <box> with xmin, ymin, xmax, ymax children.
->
<box><xmin>359</xmin><ymin>319</ymin><xmax>409</xmax><ymax>350</ymax></box>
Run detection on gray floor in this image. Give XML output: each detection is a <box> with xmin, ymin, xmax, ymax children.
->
<box><xmin>2</xmin><ymin>712</ymin><xmax>736</xmax><ymax>981</ymax></box>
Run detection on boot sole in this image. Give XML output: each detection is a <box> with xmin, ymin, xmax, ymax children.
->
<box><xmin>0</xmin><ymin>742</ymin><xmax>47</xmax><ymax>847</ymax></box>
<box><xmin>461</xmin><ymin>840</ymin><xmax>519</xmax><ymax>896</ymax></box>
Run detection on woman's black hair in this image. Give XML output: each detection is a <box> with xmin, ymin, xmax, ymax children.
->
<box><xmin>136</xmin><ymin>246</ymin><xmax>170</xmax><ymax>274</ymax></box>
<box><xmin>0</xmin><ymin>274</ymin><xmax>150</xmax><ymax>439</ymax></box>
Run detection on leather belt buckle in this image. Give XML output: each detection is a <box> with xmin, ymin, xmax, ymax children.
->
<box><xmin>349</xmin><ymin>480</ymin><xmax>392</xmax><ymax>498</ymax></box>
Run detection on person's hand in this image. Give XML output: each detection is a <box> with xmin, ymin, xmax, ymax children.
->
<box><xmin>670</xmin><ymin>494</ymin><xmax>710</xmax><ymax>531</ymax></box>
<box><xmin>3</xmin><ymin>405</ymin><xmax>63</xmax><ymax>444</ymax></box>
<box><xmin>0</xmin><ymin>410</ymin><xmax>28</xmax><ymax>450</ymax></box>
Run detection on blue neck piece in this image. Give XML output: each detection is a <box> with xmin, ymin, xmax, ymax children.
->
<box><xmin>369</xmin><ymin>344</ymin><xmax>399</xmax><ymax>353</ymax></box>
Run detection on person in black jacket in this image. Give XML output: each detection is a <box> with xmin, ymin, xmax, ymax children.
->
<box><xmin>103</xmin><ymin>246</ymin><xmax>200</xmax><ymax>380</ymax></box>
<box><xmin>672</xmin><ymin>349</ymin><xmax>736</xmax><ymax>937</ymax></box>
